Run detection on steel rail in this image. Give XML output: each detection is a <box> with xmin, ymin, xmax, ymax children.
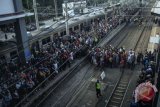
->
<box><xmin>120</xmin><ymin>18</ymin><xmax>153</xmax><ymax>107</ymax></box>
<box><xmin>65</xmin><ymin>24</ymin><xmax>134</xmax><ymax>107</ymax></box>
<box><xmin>105</xmin><ymin>23</ymin><xmax>146</xmax><ymax>107</ymax></box>
<box><xmin>105</xmin><ymin>7</ymin><xmax>153</xmax><ymax>106</ymax></box>
<box><xmin>66</xmin><ymin>22</ymin><xmax>141</xmax><ymax>107</ymax></box>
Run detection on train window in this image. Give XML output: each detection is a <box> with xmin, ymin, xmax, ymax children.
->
<box><xmin>63</xmin><ymin>31</ymin><xmax>66</xmax><ymax>35</ymax></box>
<box><xmin>69</xmin><ymin>28</ymin><xmax>72</xmax><ymax>31</ymax></box>
<box><xmin>0</xmin><ymin>56</ymin><xmax>5</xmax><ymax>60</ymax></box>
<box><xmin>0</xmin><ymin>56</ymin><xmax>6</xmax><ymax>64</ymax></box>
<box><xmin>60</xmin><ymin>32</ymin><xmax>63</xmax><ymax>36</ymax></box>
<box><xmin>80</xmin><ymin>23</ymin><xmax>83</xmax><ymax>31</ymax></box>
<box><xmin>42</xmin><ymin>37</ymin><xmax>51</xmax><ymax>45</ymax></box>
<box><xmin>74</xmin><ymin>26</ymin><xmax>79</xmax><ymax>30</ymax></box>
<box><xmin>10</xmin><ymin>51</ymin><xmax>17</xmax><ymax>59</ymax></box>
<box><xmin>46</xmin><ymin>37</ymin><xmax>51</xmax><ymax>43</ymax></box>
<box><xmin>54</xmin><ymin>33</ymin><xmax>58</xmax><ymax>36</ymax></box>
<box><xmin>42</xmin><ymin>39</ymin><xmax>47</xmax><ymax>45</ymax></box>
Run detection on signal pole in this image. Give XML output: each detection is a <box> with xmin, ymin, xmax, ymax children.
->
<box><xmin>33</xmin><ymin>0</ymin><xmax>40</xmax><ymax>30</ymax></box>
<box><xmin>64</xmin><ymin>0</ymin><xmax>69</xmax><ymax>36</ymax></box>
<box><xmin>54</xmin><ymin>0</ymin><xmax>58</xmax><ymax>19</ymax></box>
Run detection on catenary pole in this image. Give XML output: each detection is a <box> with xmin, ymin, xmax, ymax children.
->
<box><xmin>33</xmin><ymin>0</ymin><xmax>40</xmax><ymax>31</ymax></box>
<box><xmin>64</xmin><ymin>0</ymin><xmax>69</xmax><ymax>36</ymax></box>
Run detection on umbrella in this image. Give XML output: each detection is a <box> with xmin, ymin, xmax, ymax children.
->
<box><xmin>135</xmin><ymin>82</ymin><xmax>158</xmax><ymax>103</ymax></box>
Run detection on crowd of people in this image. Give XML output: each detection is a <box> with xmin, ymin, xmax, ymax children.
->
<box><xmin>0</xmin><ymin>6</ymin><xmax>142</xmax><ymax>106</ymax></box>
<box><xmin>89</xmin><ymin>45</ymin><xmax>136</xmax><ymax>70</ymax></box>
<box><xmin>0</xmin><ymin>14</ymin><xmax>126</xmax><ymax>107</ymax></box>
<box><xmin>130</xmin><ymin>50</ymin><xmax>157</xmax><ymax>107</ymax></box>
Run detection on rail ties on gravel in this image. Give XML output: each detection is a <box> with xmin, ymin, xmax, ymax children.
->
<box><xmin>106</xmin><ymin>71</ymin><xmax>130</xmax><ymax>107</ymax></box>
<box><xmin>105</xmin><ymin>19</ymin><xmax>152</xmax><ymax>107</ymax></box>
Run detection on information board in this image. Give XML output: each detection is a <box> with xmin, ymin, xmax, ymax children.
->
<box><xmin>149</xmin><ymin>36</ymin><xmax>160</xmax><ymax>44</ymax></box>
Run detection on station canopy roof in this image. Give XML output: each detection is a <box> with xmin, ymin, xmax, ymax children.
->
<box><xmin>151</xmin><ymin>1</ymin><xmax>160</xmax><ymax>16</ymax></box>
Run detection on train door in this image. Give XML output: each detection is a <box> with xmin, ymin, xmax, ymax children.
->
<box><xmin>10</xmin><ymin>51</ymin><xmax>18</xmax><ymax>63</ymax></box>
<box><xmin>61</xmin><ymin>31</ymin><xmax>66</xmax><ymax>37</ymax></box>
<box><xmin>74</xmin><ymin>25</ymin><xmax>79</xmax><ymax>32</ymax></box>
<box><xmin>42</xmin><ymin>37</ymin><xmax>51</xmax><ymax>50</ymax></box>
<box><xmin>80</xmin><ymin>23</ymin><xmax>83</xmax><ymax>31</ymax></box>
<box><xmin>69</xmin><ymin>28</ymin><xmax>73</xmax><ymax>34</ymax></box>
<box><xmin>31</xmin><ymin>41</ymin><xmax>40</xmax><ymax>55</ymax></box>
<box><xmin>0</xmin><ymin>55</ymin><xmax>6</xmax><ymax>65</ymax></box>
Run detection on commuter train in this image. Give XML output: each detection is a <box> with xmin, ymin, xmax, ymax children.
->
<box><xmin>0</xmin><ymin>10</ymin><xmax>107</xmax><ymax>62</ymax></box>
<box><xmin>0</xmin><ymin>3</ymin><xmax>123</xmax><ymax>62</ymax></box>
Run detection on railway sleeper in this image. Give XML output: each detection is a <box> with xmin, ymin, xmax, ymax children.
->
<box><xmin>111</xmin><ymin>100</ymin><xmax>121</xmax><ymax>104</ymax></box>
<box><xmin>108</xmin><ymin>101</ymin><xmax>120</xmax><ymax>107</ymax></box>
<box><xmin>108</xmin><ymin>99</ymin><xmax>122</xmax><ymax>107</ymax></box>
<box><xmin>118</xmin><ymin>84</ymin><xmax>127</xmax><ymax>87</ymax></box>
<box><xmin>117</xmin><ymin>86</ymin><xmax>126</xmax><ymax>90</ymax></box>
<box><xmin>110</xmin><ymin>97</ymin><xmax>121</xmax><ymax>101</ymax></box>
<box><xmin>113</xmin><ymin>92</ymin><xmax>124</xmax><ymax>97</ymax></box>
<box><xmin>115</xmin><ymin>90</ymin><xmax>125</xmax><ymax>93</ymax></box>
<box><xmin>108</xmin><ymin>105</ymin><xmax>118</xmax><ymax>107</ymax></box>
<box><xmin>119</xmin><ymin>81</ymin><xmax>128</xmax><ymax>84</ymax></box>
<box><xmin>112</xmin><ymin>96</ymin><xmax>122</xmax><ymax>100</ymax></box>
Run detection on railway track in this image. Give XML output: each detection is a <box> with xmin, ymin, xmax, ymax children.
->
<box><xmin>105</xmin><ymin>10</ymin><xmax>153</xmax><ymax>107</ymax></box>
<box><xmin>136</xmin><ymin>22</ymin><xmax>152</xmax><ymax>53</ymax></box>
<box><xmin>22</xmin><ymin>10</ymin><xmax>143</xmax><ymax>107</ymax></box>
<box><xmin>37</xmin><ymin>22</ymin><xmax>145</xmax><ymax>107</ymax></box>
<box><xmin>120</xmin><ymin>16</ymin><xmax>153</xmax><ymax>107</ymax></box>
<box><xmin>105</xmin><ymin>24</ymin><xmax>143</xmax><ymax>107</ymax></box>
<box><xmin>65</xmin><ymin>24</ymin><xmax>138</xmax><ymax>107</ymax></box>
<box><xmin>66</xmin><ymin>23</ymin><xmax>145</xmax><ymax>107</ymax></box>
<box><xmin>27</xmin><ymin>24</ymin><xmax>127</xmax><ymax>107</ymax></box>
<box><xmin>36</xmin><ymin>23</ymin><xmax>137</xmax><ymax>107</ymax></box>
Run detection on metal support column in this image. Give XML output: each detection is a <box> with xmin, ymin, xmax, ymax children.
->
<box><xmin>64</xmin><ymin>0</ymin><xmax>69</xmax><ymax>36</ymax></box>
<box><xmin>54</xmin><ymin>0</ymin><xmax>58</xmax><ymax>18</ymax></box>
<box><xmin>33</xmin><ymin>0</ymin><xmax>40</xmax><ymax>31</ymax></box>
<box><xmin>13</xmin><ymin>0</ymin><xmax>31</xmax><ymax>63</ymax></box>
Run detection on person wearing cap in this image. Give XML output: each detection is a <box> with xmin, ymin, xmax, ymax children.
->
<box><xmin>95</xmin><ymin>80</ymin><xmax>102</xmax><ymax>98</ymax></box>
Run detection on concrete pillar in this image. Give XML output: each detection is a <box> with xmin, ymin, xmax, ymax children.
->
<box><xmin>14</xmin><ymin>18</ymin><xmax>31</xmax><ymax>63</ymax></box>
<box><xmin>13</xmin><ymin>0</ymin><xmax>31</xmax><ymax>63</ymax></box>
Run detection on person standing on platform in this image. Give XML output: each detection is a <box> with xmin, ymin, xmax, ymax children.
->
<box><xmin>95</xmin><ymin>80</ymin><xmax>102</xmax><ymax>98</ymax></box>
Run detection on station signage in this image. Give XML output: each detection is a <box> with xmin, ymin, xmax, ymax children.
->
<box><xmin>149</xmin><ymin>36</ymin><xmax>160</xmax><ymax>44</ymax></box>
